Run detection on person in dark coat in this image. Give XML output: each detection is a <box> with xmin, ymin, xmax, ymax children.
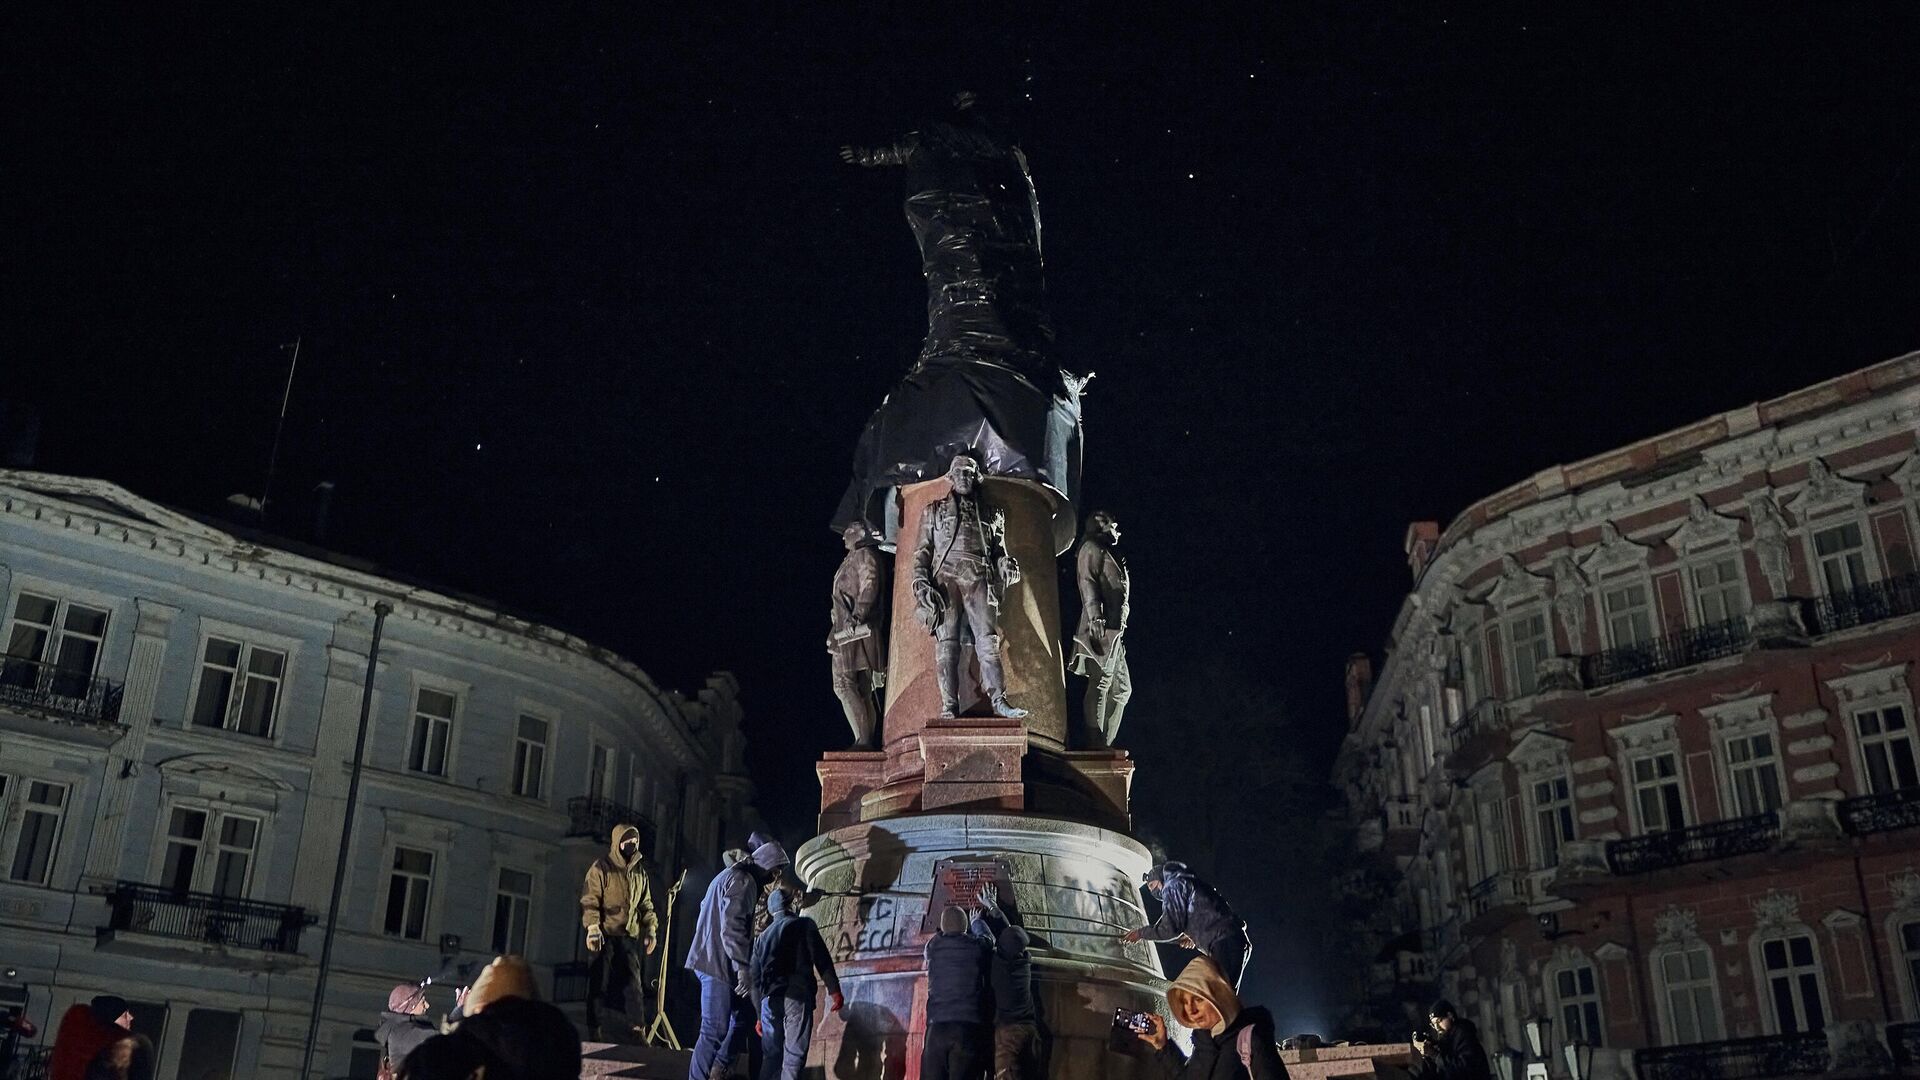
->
<box><xmin>50</xmin><ymin>996</ymin><xmax>129</xmax><ymax>1080</ymax></box>
<box><xmin>1135</xmin><ymin>957</ymin><xmax>1287</xmax><ymax>1080</ymax></box>
<box><xmin>1412</xmin><ymin>999</ymin><xmax>1490</xmax><ymax>1080</ymax></box>
<box><xmin>378</xmin><ymin>983</ymin><xmax>438</xmax><ymax>1073</ymax></box>
<box><xmin>971</xmin><ymin>885</ymin><xmax>1043</xmax><ymax>1080</ymax></box>
<box><xmin>1124</xmin><ymin>862</ymin><xmax>1253</xmax><ymax>990</ymax></box>
<box><xmin>398</xmin><ymin>956</ymin><xmax>581</xmax><ymax>1080</ymax></box>
<box><xmin>750</xmin><ymin>888</ymin><xmax>844</xmax><ymax>1080</ymax></box>
<box><xmin>685</xmin><ymin>839</ymin><xmax>788</xmax><ymax>1080</ymax></box>
<box><xmin>921</xmin><ymin>905</ymin><xmax>994</xmax><ymax>1080</ymax></box>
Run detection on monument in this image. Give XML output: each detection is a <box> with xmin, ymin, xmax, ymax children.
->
<box><xmin>802</xmin><ymin>94</ymin><xmax>1166</xmax><ymax>1078</ymax></box>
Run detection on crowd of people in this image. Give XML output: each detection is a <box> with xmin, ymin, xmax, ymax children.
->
<box><xmin>30</xmin><ymin>829</ymin><xmax>1457</xmax><ymax>1080</ymax></box>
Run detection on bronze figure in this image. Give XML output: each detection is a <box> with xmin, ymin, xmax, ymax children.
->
<box><xmin>1071</xmin><ymin>510</ymin><xmax>1131</xmax><ymax>746</ymax></box>
<box><xmin>829</xmin><ymin>520</ymin><xmax>890</xmax><ymax>749</ymax></box>
<box><xmin>910</xmin><ymin>454</ymin><xmax>1027</xmax><ymax>719</ymax></box>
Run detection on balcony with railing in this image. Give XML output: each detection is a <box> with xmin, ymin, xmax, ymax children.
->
<box><xmin>4</xmin><ymin>1047</ymin><xmax>51</xmax><ymax>1080</ymax></box>
<box><xmin>1607</xmin><ymin>812</ymin><xmax>1781</xmax><ymax>876</ymax></box>
<box><xmin>1460</xmin><ymin>870</ymin><xmax>1531</xmax><ymax>935</ymax></box>
<box><xmin>99</xmin><ymin>882</ymin><xmax>314</xmax><ymax>969</ymax></box>
<box><xmin>0</xmin><ymin>656</ymin><xmax>124</xmax><ymax>731</ymax></box>
<box><xmin>1582</xmin><ymin>617</ymin><xmax>1752</xmax><ymax>689</ymax></box>
<box><xmin>1635</xmin><ymin>1031</ymin><xmax>1828</xmax><ymax>1080</ymax></box>
<box><xmin>1443</xmin><ymin>698</ymin><xmax>1508</xmax><ymax>775</ymax></box>
<box><xmin>565</xmin><ymin>796</ymin><xmax>657</xmax><ymax>851</ymax></box>
<box><xmin>1838</xmin><ymin>785</ymin><xmax>1920</xmax><ymax>836</ymax></box>
<box><xmin>1812</xmin><ymin>572</ymin><xmax>1920</xmax><ymax>636</ymax></box>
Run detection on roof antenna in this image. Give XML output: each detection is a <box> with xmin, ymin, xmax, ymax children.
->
<box><xmin>259</xmin><ymin>336</ymin><xmax>301</xmax><ymax>520</ymax></box>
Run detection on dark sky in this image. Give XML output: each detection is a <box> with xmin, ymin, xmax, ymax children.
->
<box><xmin>8</xmin><ymin>5</ymin><xmax>1920</xmax><ymax>1033</ymax></box>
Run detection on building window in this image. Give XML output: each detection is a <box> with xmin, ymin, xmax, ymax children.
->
<box><xmin>1507</xmin><ymin>610</ymin><xmax>1551</xmax><ymax>697</ymax></box>
<box><xmin>512</xmin><ymin>716</ymin><xmax>549</xmax><ymax>799</ymax></box>
<box><xmin>492</xmin><ymin>867</ymin><xmax>534</xmax><ymax>954</ymax></box>
<box><xmin>161</xmin><ymin>808</ymin><xmax>260</xmax><ymax>896</ymax></box>
<box><xmin>1760</xmin><ymin>934</ymin><xmax>1826</xmax><ymax>1034</ymax></box>
<box><xmin>348</xmin><ymin>1029</ymin><xmax>383</xmax><ymax>1080</ymax></box>
<box><xmin>1532</xmin><ymin>774</ymin><xmax>1576</xmax><ymax>868</ymax></box>
<box><xmin>1692</xmin><ymin>555</ymin><xmax>1749</xmax><ymax>624</ymax></box>
<box><xmin>1725</xmin><ymin>733</ymin><xmax>1784</xmax><ymax>816</ymax></box>
<box><xmin>1659</xmin><ymin>944</ymin><xmax>1723</xmax><ymax>1044</ymax></box>
<box><xmin>384</xmin><ymin>846</ymin><xmax>435</xmax><ymax>940</ymax></box>
<box><xmin>8</xmin><ymin>780</ymin><xmax>69</xmax><ymax>885</ymax></box>
<box><xmin>1631</xmin><ymin>752</ymin><xmax>1688</xmax><ymax>833</ymax></box>
<box><xmin>2</xmin><ymin>593</ymin><xmax>110</xmax><ymax>697</ymax></box>
<box><xmin>1463</xmin><ymin>630</ymin><xmax>1488</xmax><ymax>705</ymax></box>
<box><xmin>1854</xmin><ymin>705</ymin><xmax>1920</xmax><ymax>794</ymax></box>
<box><xmin>1813</xmin><ymin>522</ymin><xmax>1869</xmax><ymax>596</ymax></box>
<box><xmin>191</xmin><ymin>638</ymin><xmax>287</xmax><ymax>737</ymax></box>
<box><xmin>1554</xmin><ymin>963</ymin><xmax>1605</xmax><ymax>1045</ymax></box>
<box><xmin>407</xmin><ymin>689</ymin><xmax>456</xmax><ymax>777</ymax></box>
<box><xmin>589</xmin><ymin>742</ymin><xmax>614</xmax><ymax>800</ymax></box>
<box><xmin>1603</xmin><ymin>580</ymin><xmax>1655</xmax><ymax>647</ymax></box>
<box><xmin>1899</xmin><ymin>922</ymin><xmax>1920</xmax><ymax>1020</ymax></box>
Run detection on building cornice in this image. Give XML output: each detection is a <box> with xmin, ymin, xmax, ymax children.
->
<box><xmin>0</xmin><ymin>470</ymin><xmax>710</xmax><ymax>769</ymax></box>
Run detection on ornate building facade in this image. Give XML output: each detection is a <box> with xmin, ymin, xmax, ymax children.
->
<box><xmin>1337</xmin><ymin>351</ymin><xmax>1920</xmax><ymax>1079</ymax></box>
<box><xmin>0</xmin><ymin>469</ymin><xmax>757</xmax><ymax>1079</ymax></box>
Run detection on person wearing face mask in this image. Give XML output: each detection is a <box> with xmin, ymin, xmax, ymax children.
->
<box><xmin>1123</xmin><ymin>862</ymin><xmax>1252</xmax><ymax>991</ymax></box>
<box><xmin>1133</xmin><ymin>957</ymin><xmax>1287</xmax><ymax>1080</ymax></box>
<box><xmin>580</xmin><ymin>824</ymin><xmax>658</xmax><ymax>1042</ymax></box>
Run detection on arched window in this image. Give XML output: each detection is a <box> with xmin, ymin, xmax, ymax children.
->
<box><xmin>1757</xmin><ymin>932</ymin><xmax>1828</xmax><ymax>1034</ymax></box>
<box><xmin>1655</xmin><ymin>941</ymin><xmax>1723</xmax><ymax>1045</ymax></box>
<box><xmin>1548</xmin><ymin>953</ymin><xmax>1605</xmax><ymax>1046</ymax></box>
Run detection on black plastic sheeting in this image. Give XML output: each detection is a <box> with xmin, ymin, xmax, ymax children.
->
<box><xmin>832</xmin><ymin>358</ymin><xmax>1083</xmax><ymax>556</ymax></box>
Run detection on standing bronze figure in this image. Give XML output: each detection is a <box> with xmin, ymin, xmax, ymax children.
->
<box><xmin>911</xmin><ymin>454</ymin><xmax>1027</xmax><ymax>719</ymax></box>
<box><xmin>829</xmin><ymin>520</ymin><xmax>890</xmax><ymax>749</ymax></box>
<box><xmin>1071</xmin><ymin>510</ymin><xmax>1131</xmax><ymax>746</ymax></box>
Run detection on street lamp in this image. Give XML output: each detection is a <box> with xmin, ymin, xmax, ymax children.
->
<box><xmin>1493</xmin><ymin>1047</ymin><xmax>1525</xmax><ymax>1080</ymax></box>
<box><xmin>1524</xmin><ymin>1016</ymin><xmax>1551</xmax><ymax>1059</ymax></box>
<box><xmin>1562</xmin><ymin>1039</ymin><xmax>1594</xmax><ymax>1080</ymax></box>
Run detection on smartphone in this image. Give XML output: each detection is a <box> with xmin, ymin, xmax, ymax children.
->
<box><xmin>1113</xmin><ymin>1008</ymin><xmax>1156</xmax><ymax>1034</ymax></box>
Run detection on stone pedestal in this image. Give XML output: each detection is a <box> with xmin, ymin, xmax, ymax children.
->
<box><xmin>798</xmin><ymin>814</ymin><xmax>1168</xmax><ymax>1080</ymax></box>
<box><xmin>919</xmin><ymin>717</ymin><xmax>1027</xmax><ymax>811</ymax></box>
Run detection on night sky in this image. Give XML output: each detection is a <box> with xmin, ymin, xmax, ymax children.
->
<box><xmin>8</xmin><ymin>6</ymin><xmax>1920</xmax><ymax>1033</ymax></box>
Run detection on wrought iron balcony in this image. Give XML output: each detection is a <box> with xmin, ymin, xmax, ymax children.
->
<box><xmin>552</xmin><ymin>961</ymin><xmax>590</xmax><ymax>1004</ymax></box>
<box><xmin>1635</xmin><ymin>1031</ymin><xmax>1828</xmax><ymax>1080</ymax></box>
<box><xmin>5</xmin><ymin>1047</ymin><xmax>51</xmax><ymax>1080</ymax></box>
<box><xmin>566</xmin><ymin>795</ymin><xmax>657</xmax><ymax>851</ymax></box>
<box><xmin>102</xmin><ymin>881</ymin><xmax>314</xmax><ymax>954</ymax></box>
<box><xmin>1812</xmin><ymin>572</ymin><xmax>1920</xmax><ymax>636</ymax></box>
<box><xmin>1461</xmin><ymin>870</ymin><xmax>1531</xmax><ymax>933</ymax></box>
<box><xmin>1582</xmin><ymin>617</ymin><xmax>1751</xmax><ymax>689</ymax></box>
<box><xmin>0</xmin><ymin>656</ymin><xmax>124</xmax><ymax>724</ymax></box>
<box><xmin>1607</xmin><ymin>812</ymin><xmax>1780</xmax><ymax>876</ymax></box>
<box><xmin>1838</xmin><ymin>785</ymin><xmax>1920</xmax><ymax>836</ymax></box>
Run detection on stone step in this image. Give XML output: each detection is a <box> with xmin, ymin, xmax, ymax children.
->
<box><xmin>579</xmin><ymin>1040</ymin><xmax>692</xmax><ymax>1078</ymax></box>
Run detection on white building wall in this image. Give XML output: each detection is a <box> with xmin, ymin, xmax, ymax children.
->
<box><xmin>0</xmin><ymin>471</ymin><xmax>754</xmax><ymax>1079</ymax></box>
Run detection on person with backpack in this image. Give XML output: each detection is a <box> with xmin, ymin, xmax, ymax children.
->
<box><xmin>1133</xmin><ymin>956</ymin><xmax>1287</xmax><ymax>1080</ymax></box>
<box><xmin>1123</xmin><ymin>861</ymin><xmax>1253</xmax><ymax>990</ymax></box>
<box><xmin>749</xmin><ymin>888</ymin><xmax>843</xmax><ymax>1080</ymax></box>
<box><xmin>376</xmin><ymin>983</ymin><xmax>437</xmax><ymax>1078</ymax></box>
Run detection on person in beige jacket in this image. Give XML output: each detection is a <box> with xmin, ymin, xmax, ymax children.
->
<box><xmin>580</xmin><ymin>823</ymin><xmax>659</xmax><ymax>1041</ymax></box>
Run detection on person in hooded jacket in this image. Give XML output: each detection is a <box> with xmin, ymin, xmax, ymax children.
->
<box><xmin>921</xmin><ymin>904</ymin><xmax>995</xmax><ymax>1080</ymax></box>
<box><xmin>686</xmin><ymin>838</ymin><xmax>789</xmax><ymax>1080</ymax></box>
<box><xmin>971</xmin><ymin>884</ymin><xmax>1043</xmax><ymax>1080</ymax></box>
<box><xmin>1134</xmin><ymin>957</ymin><xmax>1287</xmax><ymax>1080</ymax></box>
<box><xmin>749</xmin><ymin>888</ymin><xmax>843</xmax><ymax>1080</ymax></box>
<box><xmin>50</xmin><ymin>996</ymin><xmax>130</xmax><ymax>1080</ymax></box>
<box><xmin>580</xmin><ymin>823</ymin><xmax>659</xmax><ymax>1041</ymax></box>
<box><xmin>397</xmin><ymin>956</ymin><xmax>581</xmax><ymax>1080</ymax></box>
<box><xmin>377</xmin><ymin>983</ymin><xmax>438</xmax><ymax>1074</ymax></box>
<box><xmin>1123</xmin><ymin>862</ymin><xmax>1253</xmax><ymax>990</ymax></box>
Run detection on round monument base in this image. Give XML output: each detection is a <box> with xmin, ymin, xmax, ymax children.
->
<box><xmin>796</xmin><ymin>813</ymin><xmax>1170</xmax><ymax>1079</ymax></box>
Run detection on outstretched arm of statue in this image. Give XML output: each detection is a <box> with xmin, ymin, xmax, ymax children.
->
<box><xmin>839</xmin><ymin>143</ymin><xmax>907</xmax><ymax>167</ymax></box>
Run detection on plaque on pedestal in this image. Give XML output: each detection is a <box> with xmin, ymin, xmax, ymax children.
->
<box><xmin>920</xmin><ymin>856</ymin><xmax>1019</xmax><ymax>933</ymax></box>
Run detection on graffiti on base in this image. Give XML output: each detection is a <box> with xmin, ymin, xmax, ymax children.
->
<box><xmin>832</xmin><ymin>895</ymin><xmax>901</xmax><ymax>959</ymax></box>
